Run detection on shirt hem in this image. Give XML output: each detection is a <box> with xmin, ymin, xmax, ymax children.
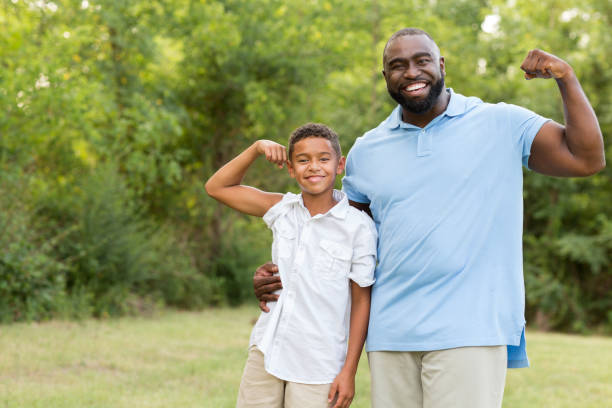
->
<box><xmin>264</xmin><ymin>366</ymin><xmax>335</xmax><ymax>385</ymax></box>
<box><xmin>365</xmin><ymin>335</ymin><xmax>521</xmax><ymax>352</ymax></box>
<box><xmin>507</xmin><ymin>358</ymin><xmax>530</xmax><ymax>369</ymax></box>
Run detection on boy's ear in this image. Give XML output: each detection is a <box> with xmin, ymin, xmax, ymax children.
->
<box><xmin>336</xmin><ymin>156</ymin><xmax>346</xmax><ymax>175</ymax></box>
<box><xmin>287</xmin><ymin>160</ymin><xmax>296</xmax><ymax>178</ymax></box>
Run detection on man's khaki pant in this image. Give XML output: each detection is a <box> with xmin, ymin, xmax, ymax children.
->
<box><xmin>368</xmin><ymin>346</ymin><xmax>507</xmax><ymax>408</ymax></box>
<box><xmin>236</xmin><ymin>346</ymin><xmax>332</xmax><ymax>408</ymax></box>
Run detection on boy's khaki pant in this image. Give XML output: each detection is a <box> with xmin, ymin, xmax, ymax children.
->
<box><xmin>369</xmin><ymin>346</ymin><xmax>507</xmax><ymax>408</ymax></box>
<box><xmin>236</xmin><ymin>346</ymin><xmax>332</xmax><ymax>408</ymax></box>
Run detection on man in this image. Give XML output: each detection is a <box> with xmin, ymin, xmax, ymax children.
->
<box><xmin>253</xmin><ymin>28</ymin><xmax>605</xmax><ymax>408</ymax></box>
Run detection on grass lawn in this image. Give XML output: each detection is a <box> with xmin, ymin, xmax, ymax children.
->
<box><xmin>0</xmin><ymin>305</ymin><xmax>610</xmax><ymax>407</ymax></box>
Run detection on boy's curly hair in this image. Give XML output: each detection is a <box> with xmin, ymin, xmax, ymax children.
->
<box><xmin>288</xmin><ymin>123</ymin><xmax>341</xmax><ymax>161</ymax></box>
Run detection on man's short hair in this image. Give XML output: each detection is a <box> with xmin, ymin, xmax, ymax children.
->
<box><xmin>288</xmin><ymin>123</ymin><xmax>341</xmax><ymax>161</ymax></box>
<box><xmin>383</xmin><ymin>28</ymin><xmax>439</xmax><ymax>65</ymax></box>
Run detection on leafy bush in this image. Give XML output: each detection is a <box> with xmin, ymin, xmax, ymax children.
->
<box><xmin>0</xmin><ymin>174</ymin><xmax>66</xmax><ymax>322</ymax></box>
<box><xmin>35</xmin><ymin>165</ymin><xmax>213</xmax><ymax>318</ymax></box>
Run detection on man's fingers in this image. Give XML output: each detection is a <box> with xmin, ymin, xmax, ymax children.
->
<box><xmin>520</xmin><ymin>49</ymin><xmax>571</xmax><ymax>80</ymax></box>
<box><xmin>255</xmin><ymin>284</ymin><xmax>282</xmax><ymax>299</ymax></box>
<box><xmin>259</xmin><ymin>300</ymin><xmax>270</xmax><ymax>313</ymax></box>
<box><xmin>253</xmin><ymin>278</ymin><xmax>282</xmax><ymax>298</ymax></box>
<box><xmin>259</xmin><ymin>293</ymin><xmax>280</xmax><ymax>302</ymax></box>
<box><xmin>255</xmin><ymin>262</ymin><xmax>279</xmax><ymax>277</ymax></box>
<box><xmin>254</xmin><ymin>275</ymin><xmax>281</xmax><ymax>286</ymax></box>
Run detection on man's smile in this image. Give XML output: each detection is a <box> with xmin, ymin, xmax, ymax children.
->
<box><xmin>402</xmin><ymin>81</ymin><xmax>429</xmax><ymax>97</ymax></box>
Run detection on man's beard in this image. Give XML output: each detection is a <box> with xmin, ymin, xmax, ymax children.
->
<box><xmin>388</xmin><ymin>75</ymin><xmax>445</xmax><ymax>114</ymax></box>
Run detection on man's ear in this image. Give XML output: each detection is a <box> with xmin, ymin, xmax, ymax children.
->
<box><xmin>439</xmin><ymin>56</ymin><xmax>446</xmax><ymax>76</ymax></box>
<box><xmin>336</xmin><ymin>156</ymin><xmax>346</xmax><ymax>175</ymax></box>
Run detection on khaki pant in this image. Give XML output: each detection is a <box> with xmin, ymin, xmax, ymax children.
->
<box><xmin>236</xmin><ymin>347</ymin><xmax>332</xmax><ymax>408</ymax></box>
<box><xmin>369</xmin><ymin>346</ymin><xmax>507</xmax><ymax>408</ymax></box>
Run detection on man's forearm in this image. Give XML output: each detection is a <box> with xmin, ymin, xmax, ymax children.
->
<box><xmin>556</xmin><ymin>73</ymin><xmax>605</xmax><ymax>169</ymax></box>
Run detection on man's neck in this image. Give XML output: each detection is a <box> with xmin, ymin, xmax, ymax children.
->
<box><xmin>401</xmin><ymin>89</ymin><xmax>451</xmax><ymax>128</ymax></box>
<box><xmin>302</xmin><ymin>190</ymin><xmax>338</xmax><ymax>217</ymax></box>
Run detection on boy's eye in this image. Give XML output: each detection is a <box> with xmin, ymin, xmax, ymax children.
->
<box><xmin>320</xmin><ymin>157</ymin><xmax>329</xmax><ymax>162</ymax></box>
<box><xmin>298</xmin><ymin>159</ymin><xmax>308</xmax><ymax>163</ymax></box>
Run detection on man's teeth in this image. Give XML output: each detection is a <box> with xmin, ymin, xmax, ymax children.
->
<box><xmin>406</xmin><ymin>83</ymin><xmax>427</xmax><ymax>91</ymax></box>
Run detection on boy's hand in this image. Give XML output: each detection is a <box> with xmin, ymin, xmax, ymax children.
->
<box><xmin>328</xmin><ymin>369</ymin><xmax>355</xmax><ymax>408</ymax></box>
<box><xmin>255</xmin><ymin>140</ymin><xmax>288</xmax><ymax>169</ymax></box>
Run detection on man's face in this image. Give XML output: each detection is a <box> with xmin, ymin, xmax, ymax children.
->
<box><xmin>382</xmin><ymin>34</ymin><xmax>446</xmax><ymax>114</ymax></box>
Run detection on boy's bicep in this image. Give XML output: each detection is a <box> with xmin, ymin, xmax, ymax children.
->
<box><xmin>350</xmin><ymin>280</ymin><xmax>371</xmax><ymax>297</ymax></box>
<box><xmin>210</xmin><ymin>185</ymin><xmax>283</xmax><ymax>217</ymax></box>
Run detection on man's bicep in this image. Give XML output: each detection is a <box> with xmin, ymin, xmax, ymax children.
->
<box><xmin>528</xmin><ymin>121</ymin><xmax>588</xmax><ymax>177</ymax></box>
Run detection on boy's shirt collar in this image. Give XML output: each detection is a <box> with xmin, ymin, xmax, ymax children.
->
<box><xmin>296</xmin><ymin>189</ymin><xmax>348</xmax><ymax>219</ymax></box>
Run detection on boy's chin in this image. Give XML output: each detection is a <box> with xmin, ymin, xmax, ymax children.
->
<box><xmin>299</xmin><ymin>184</ymin><xmax>335</xmax><ymax>196</ymax></box>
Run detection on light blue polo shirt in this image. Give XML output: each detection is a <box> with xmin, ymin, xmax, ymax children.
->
<box><xmin>342</xmin><ymin>89</ymin><xmax>549</xmax><ymax>368</ymax></box>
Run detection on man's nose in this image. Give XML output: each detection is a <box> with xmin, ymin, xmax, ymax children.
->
<box><xmin>403</xmin><ymin>63</ymin><xmax>420</xmax><ymax>79</ymax></box>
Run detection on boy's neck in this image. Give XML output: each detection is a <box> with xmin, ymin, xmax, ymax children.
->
<box><xmin>301</xmin><ymin>190</ymin><xmax>338</xmax><ymax>217</ymax></box>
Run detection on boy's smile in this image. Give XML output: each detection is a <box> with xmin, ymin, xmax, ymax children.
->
<box><xmin>288</xmin><ymin>137</ymin><xmax>345</xmax><ymax>198</ymax></box>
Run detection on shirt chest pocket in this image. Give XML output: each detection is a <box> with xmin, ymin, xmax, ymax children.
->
<box><xmin>275</xmin><ymin>221</ymin><xmax>296</xmax><ymax>259</ymax></box>
<box><xmin>314</xmin><ymin>239</ymin><xmax>352</xmax><ymax>280</ymax></box>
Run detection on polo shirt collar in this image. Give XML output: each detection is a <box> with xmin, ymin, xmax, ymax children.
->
<box><xmin>385</xmin><ymin>88</ymin><xmax>466</xmax><ymax>129</ymax></box>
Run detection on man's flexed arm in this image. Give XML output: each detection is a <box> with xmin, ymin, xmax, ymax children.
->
<box><xmin>205</xmin><ymin>140</ymin><xmax>288</xmax><ymax>216</ymax></box>
<box><xmin>522</xmin><ymin>49</ymin><xmax>605</xmax><ymax>177</ymax></box>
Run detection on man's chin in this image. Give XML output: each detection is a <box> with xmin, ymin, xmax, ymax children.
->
<box><xmin>398</xmin><ymin>96</ymin><xmax>435</xmax><ymax>114</ymax></box>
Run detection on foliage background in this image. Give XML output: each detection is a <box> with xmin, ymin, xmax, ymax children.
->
<box><xmin>0</xmin><ymin>0</ymin><xmax>610</xmax><ymax>331</ymax></box>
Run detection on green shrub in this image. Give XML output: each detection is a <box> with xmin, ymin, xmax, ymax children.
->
<box><xmin>0</xmin><ymin>174</ymin><xmax>66</xmax><ymax>322</ymax></box>
<box><xmin>34</xmin><ymin>165</ymin><xmax>214</xmax><ymax>317</ymax></box>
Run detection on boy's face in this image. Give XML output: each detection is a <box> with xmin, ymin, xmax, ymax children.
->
<box><xmin>288</xmin><ymin>137</ymin><xmax>345</xmax><ymax>197</ymax></box>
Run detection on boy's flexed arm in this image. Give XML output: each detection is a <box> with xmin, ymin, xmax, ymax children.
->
<box><xmin>328</xmin><ymin>282</ymin><xmax>371</xmax><ymax>408</ymax></box>
<box><xmin>205</xmin><ymin>140</ymin><xmax>288</xmax><ymax>217</ymax></box>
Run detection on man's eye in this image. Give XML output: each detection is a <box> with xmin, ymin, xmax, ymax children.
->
<box><xmin>417</xmin><ymin>59</ymin><xmax>430</xmax><ymax>65</ymax></box>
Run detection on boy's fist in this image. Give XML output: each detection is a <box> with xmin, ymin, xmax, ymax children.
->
<box><xmin>256</xmin><ymin>140</ymin><xmax>288</xmax><ymax>168</ymax></box>
<box><xmin>520</xmin><ymin>49</ymin><xmax>573</xmax><ymax>81</ymax></box>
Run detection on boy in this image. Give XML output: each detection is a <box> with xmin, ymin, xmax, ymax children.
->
<box><xmin>205</xmin><ymin>123</ymin><xmax>377</xmax><ymax>408</ymax></box>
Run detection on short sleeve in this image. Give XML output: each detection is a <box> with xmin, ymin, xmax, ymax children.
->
<box><xmin>262</xmin><ymin>192</ymin><xmax>298</xmax><ymax>229</ymax></box>
<box><xmin>501</xmin><ymin>103</ymin><xmax>551</xmax><ymax>169</ymax></box>
<box><xmin>342</xmin><ymin>145</ymin><xmax>370</xmax><ymax>204</ymax></box>
<box><xmin>348</xmin><ymin>214</ymin><xmax>377</xmax><ymax>287</ymax></box>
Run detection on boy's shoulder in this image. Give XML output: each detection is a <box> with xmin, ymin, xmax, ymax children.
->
<box><xmin>263</xmin><ymin>191</ymin><xmax>300</xmax><ymax>228</ymax></box>
<box><xmin>345</xmin><ymin>205</ymin><xmax>377</xmax><ymax>236</ymax></box>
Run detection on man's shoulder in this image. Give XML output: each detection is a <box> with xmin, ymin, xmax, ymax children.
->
<box><xmin>452</xmin><ymin>90</ymin><xmax>533</xmax><ymax>118</ymax></box>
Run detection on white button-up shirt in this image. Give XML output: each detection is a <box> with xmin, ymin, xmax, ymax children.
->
<box><xmin>249</xmin><ymin>190</ymin><xmax>377</xmax><ymax>384</ymax></box>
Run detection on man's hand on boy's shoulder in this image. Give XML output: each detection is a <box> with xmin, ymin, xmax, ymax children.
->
<box><xmin>254</xmin><ymin>262</ymin><xmax>283</xmax><ymax>312</ymax></box>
